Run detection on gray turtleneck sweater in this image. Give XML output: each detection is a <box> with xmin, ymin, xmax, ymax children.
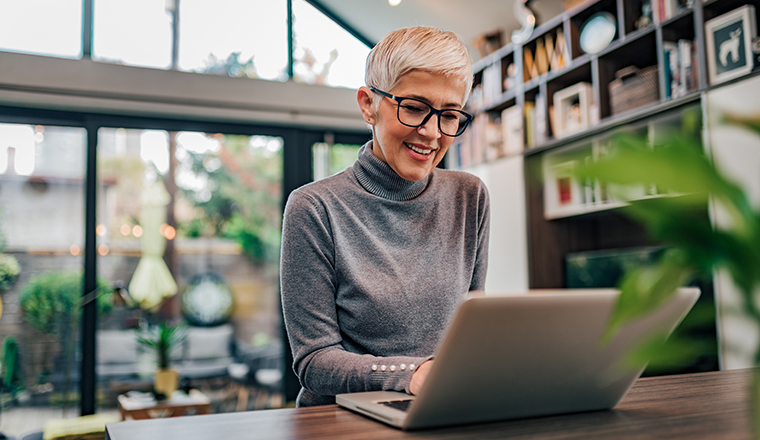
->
<box><xmin>280</xmin><ymin>142</ymin><xmax>490</xmax><ymax>407</ymax></box>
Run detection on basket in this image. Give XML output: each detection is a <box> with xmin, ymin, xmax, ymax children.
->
<box><xmin>609</xmin><ymin>65</ymin><xmax>660</xmax><ymax>115</ymax></box>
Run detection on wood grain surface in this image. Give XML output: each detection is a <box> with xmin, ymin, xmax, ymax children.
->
<box><xmin>105</xmin><ymin>368</ymin><xmax>754</xmax><ymax>440</ymax></box>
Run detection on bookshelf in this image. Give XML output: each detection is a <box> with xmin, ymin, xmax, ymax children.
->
<box><xmin>450</xmin><ymin>0</ymin><xmax>760</xmax><ymax>290</ymax></box>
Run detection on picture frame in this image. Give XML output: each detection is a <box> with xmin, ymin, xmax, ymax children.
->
<box><xmin>705</xmin><ymin>5</ymin><xmax>757</xmax><ymax>85</ymax></box>
<box><xmin>553</xmin><ymin>82</ymin><xmax>593</xmax><ymax>139</ymax></box>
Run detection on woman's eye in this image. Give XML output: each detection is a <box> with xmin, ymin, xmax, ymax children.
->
<box><xmin>441</xmin><ymin>112</ymin><xmax>459</xmax><ymax>121</ymax></box>
<box><xmin>401</xmin><ymin>104</ymin><xmax>427</xmax><ymax>113</ymax></box>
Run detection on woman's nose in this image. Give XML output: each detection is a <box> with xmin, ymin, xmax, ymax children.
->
<box><xmin>417</xmin><ymin>113</ymin><xmax>442</xmax><ymax>139</ymax></box>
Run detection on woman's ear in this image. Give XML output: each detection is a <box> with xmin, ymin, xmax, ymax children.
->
<box><xmin>357</xmin><ymin>86</ymin><xmax>375</xmax><ymax>125</ymax></box>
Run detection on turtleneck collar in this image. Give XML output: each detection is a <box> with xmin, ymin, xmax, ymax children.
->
<box><xmin>352</xmin><ymin>141</ymin><xmax>430</xmax><ymax>201</ymax></box>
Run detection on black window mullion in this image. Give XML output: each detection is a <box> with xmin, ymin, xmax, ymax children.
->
<box><xmin>80</xmin><ymin>118</ymin><xmax>99</xmax><ymax>416</ymax></box>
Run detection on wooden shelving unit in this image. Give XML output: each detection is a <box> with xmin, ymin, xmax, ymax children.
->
<box><xmin>451</xmin><ymin>0</ymin><xmax>760</xmax><ymax>375</ymax></box>
<box><xmin>452</xmin><ymin>0</ymin><xmax>760</xmax><ymax>165</ymax></box>
<box><xmin>451</xmin><ymin>0</ymin><xmax>760</xmax><ymax>284</ymax></box>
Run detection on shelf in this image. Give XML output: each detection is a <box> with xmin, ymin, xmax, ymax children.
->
<box><xmin>545</xmin><ymin>200</ymin><xmax>627</xmax><ymax>220</ymax></box>
<box><xmin>525</xmin><ymin>92</ymin><xmax>701</xmax><ymax>156</ymax></box>
<box><xmin>659</xmin><ymin>7</ymin><xmax>694</xmax><ymax>27</ymax></box>
<box><xmin>540</xmin><ymin>101</ymin><xmax>701</xmax><ymax>221</ymax></box>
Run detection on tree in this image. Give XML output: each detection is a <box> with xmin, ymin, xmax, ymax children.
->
<box><xmin>177</xmin><ymin>134</ymin><xmax>283</xmax><ymax>264</ymax></box>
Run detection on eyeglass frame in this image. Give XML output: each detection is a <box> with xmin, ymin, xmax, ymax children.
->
<box><xmin>369</xmin><ymin>87</ymin><xmax>473</xmax><ymax>137</ymax></box>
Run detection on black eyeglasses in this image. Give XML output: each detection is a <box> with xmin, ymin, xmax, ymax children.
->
<box><xmin>370</xmin><ymin>87</ymin><xmax>472</xmax><ymax>137</ymax></box>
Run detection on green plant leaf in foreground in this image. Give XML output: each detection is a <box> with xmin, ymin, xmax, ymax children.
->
<box><xmin>575</xmin><ymin>132</ymin><xmax>760</xmax><ymax>345</ymax></box>
<box><xmin>617</xmin><ymin>299</ymin><xmax>717</xmax><ymax>374</ymax></box>
<box><xmin>603</xmin><ymin>249</ymin><xmax>692</xmax><ymax>343</ymax></box>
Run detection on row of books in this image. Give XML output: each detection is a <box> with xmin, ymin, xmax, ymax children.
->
<box><xmin>663</xmin><ymin>38</ymin><xmax>697</xmax><ymax>99</ymax></box>
<box><xmin>477</xmin><ymin>63</ymin><xmax>504</xmax><ymax>109</ymax></box>
<box><xmin>448</xmin><ymin>96</ymin><xmax>553</xmax><ymax>169</ymax></box>
<box><xmin>469</xmin><ymin>63</ymin><xmax>520</xmax><ymax>111</ymax></box>
<box><xmin>448</xmin><ymin>109</ymin><xmax>517</xmax><ymax>169</ymax></box>
<box><xmin>652</xmin><ymin>0</ymin><xmax>693</xmax><ymax>23</ymax></box>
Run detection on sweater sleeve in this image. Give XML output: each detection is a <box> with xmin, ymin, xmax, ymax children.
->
<box><xmin>469</xmin><ymin>181</ymin><xmax>491</xmax><ymax>292</ymax></box>
<box><xmin>280</xmin><ymin>190</ymin><xmax>429</xmax><ymax>401</ymax></box>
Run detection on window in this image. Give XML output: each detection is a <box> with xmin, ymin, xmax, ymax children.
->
<box><xmin>292</xmin><ymin>0</ymin><xmax>369</xmax><ymax>88</ymax></box>
<box><xmin>0</xmin><ymin>122</ymin><xmax>87</xmax><ymax>417</ymax></box>
<box><xmin>312</xmin><ymin>141</ymin><xmax>361</xmax><ymax>180</ymax></box>
<box><xmin>92</xmin><ymin>0</ymin><xmax>174</xmax><ymax>69</ymax></box>
<box><xmin>178</xmin><ymin>0</ymin><xmax>289</xmax><ymax>81</ymax></box>
<box><xmin>96</xmin><ymin>127</ymin><xmax>284</xmax><ymax>408</ymax></box>
<box><xmin>0</xmin><ymin>0</ymin><xmax>82</xmax><ymax>58</ymax></box>
<box><xmin>1</xmin><ymin>0</ymin><xmax>370</xmax><ymax>87</ymax></box>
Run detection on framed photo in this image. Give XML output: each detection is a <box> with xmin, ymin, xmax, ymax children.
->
<box><xmin>705</xmin><ymin>5</ymin><xmax>757</xmax><ymax>85</ymax></box>
<box><xmin>553</xmin><ymin>82</ymin><xmax>593</xmax><ymax>139</ymax></box>
<box><xmin>543</xmin><ymin>159</ymin><xmax>583</xmax><ymax>219</ymax></box>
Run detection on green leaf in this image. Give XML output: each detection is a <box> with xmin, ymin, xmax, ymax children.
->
<box><xmin>621</xmin><ymin>331</ymin><xmax>713</xmax><ymax>374</ymax></box>
<box><xmin>603</xmin><ymin>250</ymin><xmax>693</xmax><ymax>343</ymax></box>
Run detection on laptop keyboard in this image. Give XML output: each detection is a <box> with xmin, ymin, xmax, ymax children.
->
<box><xmin>378</xmin><ymin>399</ymin><xmax>414</xmax><ymax>412</ymax></box>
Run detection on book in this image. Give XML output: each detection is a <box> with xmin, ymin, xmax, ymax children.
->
<box><xmin>662</xmin><ymin>41</ymin><xmax>678</xmax><ymax>98</ymax></box>
<box><xmin>524</xmin><ymin>101</ymin><xmax>536</xmax><ymax>148</ymax></box>
<box><xmin>652</xmin><ymin>0</ymin><xmax>661</xmax><ymax>23</ymax></box>
<box><xmin>534</xmin><ymin>93</ymin><xmax>547</xmax><ymax>145</ymax></box>
<box><xmin>501</xmin><ymin>106</ymin><xmax>525</xmax><ymax>155</ymax></box>
<box><xmin>552</xmin><ymin>29</ymin><xmax>567</xmax><ymax>70</ymax></box>
<box><xmin>544</xmin><ymin>33</ymin><xmax>555</xmax><ymax>72</ymax></box>
<box><xmin>524</xmin><ymin>47</ymin><xmax>535</xmax><ymax>82</ymax></box>
<box><xmin>485</xmin><ymin>113</ymin><xmax>503</xmax><ymax>161</ymax></box>
<box><xmin>678</xmin><ymin>39</ymin><xmax>693</xmax><ymax>95</ymax></box>
<box><xmin>471</xmin><ymin>113</ymin><xmax>489</xmax><ymax>165</ymax></box>
<box><xmin>535</xmin><ymin>40</ymin><xmax>549</xmax><ymax>76</ymax></box>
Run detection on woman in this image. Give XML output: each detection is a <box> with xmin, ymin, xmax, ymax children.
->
<box><xmin>280</xmin><ymin>26</ymin><xmax>490</xmax><ymax>407</ymax></box>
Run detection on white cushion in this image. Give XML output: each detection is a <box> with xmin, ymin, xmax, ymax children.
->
<box><xmin>184</xmin><ymin>324</ymin><xmax>233</xmax><ymax>360</ymax></box>
<box><xmin>97</xmin><ymin>330</ymin><xmax>138</xmax><ymax>364</ymax></box>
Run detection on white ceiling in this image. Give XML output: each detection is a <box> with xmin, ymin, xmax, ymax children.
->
<box><xmin>315</xmin><ymin>0</ymin><xmax>567</xmax><ymax>62</ymax></box>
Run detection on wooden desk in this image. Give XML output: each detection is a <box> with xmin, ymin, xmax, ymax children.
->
<box><xmin>106</xmin><ymin>369</ymin><xmax>753</xmax><ymax>439</ymax></box>
<box><xmin>117</xmin><ymin>389</ymin><xmax>211</xmax><ymax>421</ymax></box>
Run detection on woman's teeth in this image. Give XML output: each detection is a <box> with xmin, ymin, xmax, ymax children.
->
<box><xmin>405</xmin><ymin>143</ymin><xmax>433</xmax><ymax>155</ymax></box>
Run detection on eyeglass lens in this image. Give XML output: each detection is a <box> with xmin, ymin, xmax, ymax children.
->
<box><xmin>397</xmin><ymin>99</ymin><xmax>469</xmax><ymax>136</ymax></box>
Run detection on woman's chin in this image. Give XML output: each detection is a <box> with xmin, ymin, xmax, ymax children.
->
<box><xmin>395</xmin><ymin>163</ymin><xmax>434</xmax><ymax>182</ymax></box>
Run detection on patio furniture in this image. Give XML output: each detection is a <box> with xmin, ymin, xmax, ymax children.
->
<box><xmin>117</xmin><ymin>389</ymin><xmax>211</xmax><ymax>420</ymax></box>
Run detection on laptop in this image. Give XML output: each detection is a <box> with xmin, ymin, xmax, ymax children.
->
<box><xmin>336</xmin><ymin>287</ymin><xmax>700</xmax><ymax>430</ymax></box>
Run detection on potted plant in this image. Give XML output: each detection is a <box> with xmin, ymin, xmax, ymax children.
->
<box><xmin>136</xmin><ymin>322</ymin><xmax>187</xmax><ymax>398</ymax></box>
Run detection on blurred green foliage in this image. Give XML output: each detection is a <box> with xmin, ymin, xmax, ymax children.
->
<box><xmin>0</xmin><ymin>254</ymin><xmax>21</xmax><ymax>292</ymax></box>
<box><xmin>0</xmin><ymin>207</ymin><xmax>20</xmax><ymax>291</ymax></box>
<box><xmin>136</xmin><ymin>322</ymin><xmax>187</xmax><ymax>370</ymax></box>
<box><xmin>178</xmin><ymin>134</ymin><xmax>283</xmax><ymax>264</ymax></box>
<box><xmin>19</xmin><ymin>271</ymin><xmax>113</xmax><ymax>335</ymax></box>
<box><xmin>575</xmin><ymin>123</ymin><xmax>760</xmax><ymax>364</ymax></box>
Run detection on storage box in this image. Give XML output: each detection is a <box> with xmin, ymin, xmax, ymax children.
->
<box><xmin>609</xmin><ymin>65</ymin><xmax>660</xmax><ymax>115</ymax></box>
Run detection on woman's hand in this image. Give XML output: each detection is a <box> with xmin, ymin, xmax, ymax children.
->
<box><xmin>409</xmin><ymin>360</ymin><xmax>434</xmax><ymax>395</ymax></box>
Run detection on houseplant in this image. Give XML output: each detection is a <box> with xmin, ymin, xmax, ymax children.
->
<box><xmin>136</xmin><ymin>322</ymin><xmax>187</xmax><ymax>398</ymax></box>
<box><xmin>0</xmin><ymin>253</ymin><xmax>20</xmax><ymax>292</ymax></box>
<box><xmin>574</xmin><ymin>121</ymin><xmax>760</xmax><ymax>433</ymax></box>
<box><xmin>19</xmin><ymin>271</ymin><xmax>113</xmax><ymax>381</ymax></box>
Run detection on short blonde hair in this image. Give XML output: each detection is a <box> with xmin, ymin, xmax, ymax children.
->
<box><xmin>365</xmin><ymin>26</ymin><xmax>473</xmax><ymax>106</ymax></box>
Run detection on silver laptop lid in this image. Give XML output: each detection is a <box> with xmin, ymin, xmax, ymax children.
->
<box><xmin>402</xmin><ymin>288</ymin><xmax>699</xmax><ymax>429</ymax></box>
